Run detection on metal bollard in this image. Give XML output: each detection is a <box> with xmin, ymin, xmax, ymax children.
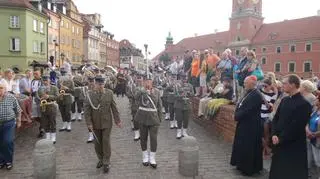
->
<box><xmin>179</xmin><ymin>136</ymin><xmax>199</xmax><ymax>177</ymax></box>
<box><xmin>33</xmin><ymin>139</ymin><xmax>56</xmax><ymax>179</ymax></box>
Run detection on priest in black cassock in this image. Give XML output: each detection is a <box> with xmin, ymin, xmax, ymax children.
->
<box><xmin>269</xmin><ymin>74</ymin><xmax>312</xmax><ymax>179</ymax></box>
<box><xmin>230</xmin><ymin>75</ymin><xmax>264</xmax><ymax>176</ymax></box>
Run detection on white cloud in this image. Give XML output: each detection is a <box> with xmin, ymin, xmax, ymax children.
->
<box><xmin>74</xmin><ymin>0</ymin><xmax>320</xmax><ymax>58</ymax></box>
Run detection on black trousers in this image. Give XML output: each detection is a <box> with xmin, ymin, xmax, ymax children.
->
<box><xmin>168</xmin><ymin>103</ymin><xmax>174</xmax><ymax>121</ymax></box>
<box><xmin>41</xmin><ymin>104</ymin><xmax>57</xmax><ymax>133</ymax></box>
<box><xmin>71</xmin><ymin>97</ymin><xmax>83</xmax><ymax>113</ymax></box>
<box><xmin>162</xmin><ymin>97</ymin><xmax>169</xmax><ymax>113</ymax></box>
<box><xmin>140</xmin><ymin>124</ymin><xmax>159</xmax><ymax>152</ymax></box>
<box><xmin>175</xmin><ymin>108</ymin><xmax>190</xmax><ymax>129</ymax></box>
<box><xmin>59</xmin><ymin>104</ymin><xmax>71</xmax><ymax>122</ymax></box>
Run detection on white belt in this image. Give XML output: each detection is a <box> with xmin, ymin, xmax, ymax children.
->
<box><xmin>138</xmin><ymin>107</ymin><xmax>157</xmax><ymax>112</ymax></box>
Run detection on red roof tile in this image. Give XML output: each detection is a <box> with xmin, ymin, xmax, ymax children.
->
<box><xmin>0</xmin><ymin>0</ymin><xmax>34</xmax><ymax>9</ymax></box>
<box><xmin>252</xmin><ymin>16</ymin><xmax>320</xmax><ymax>44</ymax></box>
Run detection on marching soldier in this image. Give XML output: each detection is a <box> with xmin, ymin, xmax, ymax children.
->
<box><xmin>71</xmin><ymin>70</ymin><xmax>85</xmax><ymax>121</ymax></box>
<box><xmin>57</xmin><ymin>68</ymin><xmax>75</xmax><ymax>132</ymax></box>
<box><xmin>134</xmin><ymin>79</ymin><xmax>163</xmax><ymax>169</ymax></box>
<box><xmin>84</xmin><ymin>76</ymin><xmax>122</xmax><ymax>173</ymax></box>
<box><xmin>166</xmin><ymin>73</ymin><xmax>178</xmax><ymax>129</ymax></box>
<box><xmin>86</xmin><ymin>76</ymin><xmax>95</xmax><ymax>143</ymax></box>
<box><xmin>37</xmin><ymin>75</ymin><xmax>59</xmax><ymax>143</ymax></box>
<box><xmin>161</xmin><ymin>73</ymin><xmax>170</xmax><ymax>120</ymax></box>
<box><xmin>174</xmin><ymin>75</ymin><xmax>194</xmax><ymax>139</ymax></box>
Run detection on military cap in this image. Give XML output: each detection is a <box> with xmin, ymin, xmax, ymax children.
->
<box><xmin>95</xmin><ymin>75</ymin><xmax>105</xmax><ymax>83</ymax></box>
<box><xmin>88</xmin><ymin>76</ymin><xmax>95</xmax><ymax>82</ymax></box>
<box><xmin>42</xmin><ymin>75</ymin><xmax>50</xmax><ymax>81</ymax></box>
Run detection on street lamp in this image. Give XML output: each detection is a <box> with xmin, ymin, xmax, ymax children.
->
<box><xmin>144</xmin><ymin>44</ymin><xmax>148</xmax><ymax>79</ymax></box>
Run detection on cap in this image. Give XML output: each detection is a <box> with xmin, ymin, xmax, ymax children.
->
<box><xmin>42</xmin><ymin>75</ymin><xmax>50</xmax><ymax>81</ymax></box>
<box><xmin>95</xmin><ymin>75</ymin><xmax>105</xmax><ymax>83</ymax></box>
<box><xmin>88</xmin><ymin>76</ymin><xmax>95</xmax><ymax>82</ymax></box>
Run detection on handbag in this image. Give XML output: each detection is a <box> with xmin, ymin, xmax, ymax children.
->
<box><xmin>251</xmin><ymin>67</ymin><xmax>264</xmax><ymax>81</ymax></box>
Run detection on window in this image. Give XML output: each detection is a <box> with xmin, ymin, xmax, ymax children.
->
<box><xmin>304</xmin><ymin>61</ymin><xmax>312</xmax><ymax>72</ymax></box>
<box><xmin>236</xmin><ymin>50</ymin><xmax>240</xmax><ymax>56</ymax></box>
<box><xmin>33</xmin><ymin>41</ymin><xmax>38</xmax><ymax>52</ymax></box>
<box><xmin>76</xmin><ymin>27</ymin><xmax>79</xmax><ymax>35</ymax></box>
<box><xmin>60</xmin><ymin>20</ymin><xmax>64</xmax><ymax>27</ymax></box>
<box><xmin>40</xmin><ymin>42</ymin><xmax>44</xmax><ymax>53</ymax></box>
<box><xmin>290</xmin><ymin>45</ymin><xmax>296</xmax><ymax>52</ymax></box>
<box><xmin>261</xmin><ymin>57</ymin><xmax>266</xmax><ymax>65</ymax></box>
<box><xmin>48</xmin><ymin>20</ymin><xmax>52</xmax><ymax>27</ymax></box>
<box><xmin>39</xmin><ymin>22</ymin><xmax>44</xmax><ymax>33</ymax></box>
<box><xmin>10</xmin><ymin>16</ymin><xmax>20</xmax><ymax>28</ymax></box>
<box><xmin>306</xmin><ymin>43</ymin><xmax>312</xmax><ymax>52</ymax></box>
<box><xmin>62</xmin><ymin>6</ymin><xmax>66</xmax><ymax>14</ymax></box>
<box><xmin>47</xmin><ymin>2</ymin><xmax>51</xmax><ymax>10</ymax></box>
<box><xmin>288</xmin><ymin>62</ymin><xmax>296</xmax><ymax>72</ymax></box>
<box><xmin>33</xmin><ymin>19</ymin><xmax>38</xmax><ymax>31</ymax></box>
<box><xmin>72</xmin><ymin>26</ymin><xmax>75</xmax><ymax>33</ymax></box>
<box><xmin>61</xmin><ymin>36</ymin><xmax>64</xmax><ymax>44</ymax></box>
<box><xmin>276</xmin><ymin>46</ymin><xmax>281</xmax><ymax>53</ymax></box>
<box><xmin>262</xmin><ymin>47</ymin><xmax>267</xmax><ymax>53</ymax></box>
<box><xmin>274</xmin><ymin>62</ymin><xmax>281</xmax><ymax>72</ymax></box>
<box><xmin>252</xmin><ymin>48</ymin><xmax>256</xmax><ymax>52</ymax></box>
<box><xmin>9</xmin><ymin>38</ymin><xmax>20</xmax><ymax>51</ymax></box>
<box><xmin>66</xmin><ymin>22</ymin><xmax>69</xmax><ymax>29</ymax></box>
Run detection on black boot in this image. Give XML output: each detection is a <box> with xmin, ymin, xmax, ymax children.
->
<box><xmin>37</xmin><ymin>130</ymin><xmax>44</xmax><ymax>138</ymax></box>
<box><xmin>96</xmin><ymin>161</ymin><xmax>103</xmax><ymax>168</ymax></box>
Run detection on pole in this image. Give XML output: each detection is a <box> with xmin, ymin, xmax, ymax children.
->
<box><xmin>144</xmin><ymin>44</ymin><xmax>148</xmax><ymax>79</ymax></box>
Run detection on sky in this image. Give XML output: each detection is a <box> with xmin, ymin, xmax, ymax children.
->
<box><xmin>74</xmin><ymin>0</ymin><xmax>320</xmax><ymax>58</ymax></box>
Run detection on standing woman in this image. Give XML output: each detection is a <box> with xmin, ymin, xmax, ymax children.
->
<box><xmin>190</xmin><ymin>51</ymin><xmax>201</xmax><ymax>96</ymax></box>
<box><xmin>134</xmin><ymin>80</ymin><xmax>163</xmax><ymax>168</ymax></box>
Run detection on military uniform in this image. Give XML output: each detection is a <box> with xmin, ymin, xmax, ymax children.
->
<box><xmin>134</xmin><ymin>86</ymin><xmax>163</xmax><ymax>168</ymax></box>
<box><xmin>57</xmin><ymin>70</ymin><xmax>75</xmax><ymax>132</ymax></box>
<box><xmin>126</xmin><ymin>77</ymin><xmax>140</xmax><ymax>141</ymax></box>
<box><xmin>166</xmin><ymin>82</ymin><xmax>177</xmax><ymax>129</ymax></box>
<box><xmin>85</xmin><ymin>76</ymin><xmax>96</xmax><ymax>143</ymax></box>
<box><xmin>84</xmin><ymin>76</ymin><xmax>121</xmax><ymax>173</ymax></box>
<box><xmin>174</xmin><ymin>81</ymin><xmax>194</xmax><ymax>139</ymax></box>
<box><xmin>71</xmin><ymin>73</ymin><xmax>85</xmax><ymax>121</ymax></box>
<box><xmin>37</xmin><ymin>75</ymin><xmax>59</xmax><ymax>143</ymax></box>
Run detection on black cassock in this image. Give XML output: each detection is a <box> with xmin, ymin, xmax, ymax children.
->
<box><xmin>270</xmin><ymin>92</ymin><xmax>312</xmax><ymax>179</ymax></box>
<box><xmin>230</xmin><ymin>88</ymin><xmax>263</xmax><ymax>176</ymax></box>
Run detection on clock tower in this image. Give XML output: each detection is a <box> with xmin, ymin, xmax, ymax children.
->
<box><xmin>229</xmin><ymin>0</ymin><xmax>264</xmax><ymax>46</ymax></box>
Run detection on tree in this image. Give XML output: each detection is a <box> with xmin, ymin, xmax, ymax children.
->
<box><xmin>159</xmin><ymin>53</ymin><xmax>171</xmax><ymax>66</ymax></box>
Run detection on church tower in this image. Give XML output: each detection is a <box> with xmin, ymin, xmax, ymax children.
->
<box><xmin>165</xmin><ymin>32</ymin><xmax>174</xmax><ymax>50</ymax></box>
<box><xmin>229</xmin><ymin>0</ymin><xmax>264</xmax><ymax>46</ymax></box>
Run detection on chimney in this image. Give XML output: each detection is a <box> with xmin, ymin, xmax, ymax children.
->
<box><xmin>214</xmin><ymin>29</ymin><xmax>218</xmax><ymax>33</ymax></box>
<box><xmin>318</xmin><ymin>10</ymin><xmax>320</xmax><ymax>16</ymax></box>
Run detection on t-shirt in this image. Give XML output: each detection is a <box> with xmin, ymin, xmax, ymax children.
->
<box><xmin>207</xmin><ymin>54</ymin><xmax>220</xmax><ymax>69</ymax></box>
<box><xmin>191</xmin><ymin>59</ymin><xmax>200</xmax><ymax>77</ymax></box>
<box><xmin>260</xmin><ymin>89</ymin><xmax>277</xmax><ymax>119</ymax></box>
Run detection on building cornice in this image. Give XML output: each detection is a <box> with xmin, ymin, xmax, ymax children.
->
<box><xmin>0</xmin><ymin>6</ymin><xmax>48</xmax><ymax>19</ymax></box>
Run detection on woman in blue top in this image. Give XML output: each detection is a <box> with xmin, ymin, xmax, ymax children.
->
<box><xmin>306</xmin><ymin>95</ymin><xmax>320</xmax><ymax>178</ymax></box>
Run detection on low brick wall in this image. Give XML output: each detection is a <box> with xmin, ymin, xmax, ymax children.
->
<box><xmin>191</xmin><ymin>97</ymin><xmax>237</xmax><ymax>143</ymax></box>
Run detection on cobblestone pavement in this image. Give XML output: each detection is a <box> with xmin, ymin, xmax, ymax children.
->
<box><xmin>0</xmin><ymin>96</ymin><xmax>269</xmax><ymax>179</ymax></box>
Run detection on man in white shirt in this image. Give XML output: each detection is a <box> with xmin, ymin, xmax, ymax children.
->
<box><xmin>62</xmin><ymin>59</ymin><xmax>72</xmax><ymax>75</ymax></box>
<box><xmin>0</xmin><ymin>69</ymin><xmax>18</xmax><ymax>94</ymax></box>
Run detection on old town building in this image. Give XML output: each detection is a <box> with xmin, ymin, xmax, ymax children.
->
<box><xmin>154</xmin><ymin>0</ymin><xmax>320</xmax><ymax>78</ymax></box>
<box><xmin>55</xmin><ymin>0</ymin><xmax>83</xmax><ymax>66</ymax></box>
<box><xmin>119</xmin><ymin>39</ymin><xmax>144</xmax><ymax>71</ymax></box>
<box><xmin>0</xmin><ymin>0</ymin><xmax>48</xmax><ymax>69</ymax></box>
<box><xmin>43</xmin><ymin>1</ymin><xmax>60</xmax><ymax>66</ymax></box>
<box><xmin>106</xmin><ymin>34</ymin><xmax>120</xmax><ymax>67</ymax></box>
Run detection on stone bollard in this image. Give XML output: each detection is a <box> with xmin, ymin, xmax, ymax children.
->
<box><xmin>179</xmin><ymin>136</ymin><xmax>199</xmax><ymax>177</ymax></box>
<box><xmin>33</xmin><ymin>139</ymin><xmax>56</xmax><ymax>179</ymax></box>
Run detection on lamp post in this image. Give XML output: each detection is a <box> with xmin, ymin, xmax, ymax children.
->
<box><xmin>144</xmin><ymin>44</ymin><xmax>148</xmax><ymax>79</ymax></box>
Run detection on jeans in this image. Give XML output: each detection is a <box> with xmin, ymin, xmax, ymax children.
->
<box><xmin>0</xmin><ymin>120</ymin><xmax>15</xmax><ymax>164</ymax></box>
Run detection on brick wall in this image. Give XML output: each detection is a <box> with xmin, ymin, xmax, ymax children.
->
<box><xmin>191</xmin><ymin>97</ymin><xmax>237</xmax><ymax>143</ymax></box>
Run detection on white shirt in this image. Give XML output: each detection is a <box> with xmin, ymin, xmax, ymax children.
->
<box><xmin>0</xmin><ymin>78</ymin><xmax>19</xmax><ymax>93</ymax></box>
<box><xmin>62</xmin><ymin>62</ymin><xmax>72</xmax><ymax>74</ymax></box>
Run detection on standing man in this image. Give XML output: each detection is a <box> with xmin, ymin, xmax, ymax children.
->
<box><xmin>84</xmin><ymin>76</ymin><xmax>122</xmax><ymax>173</ymax></box>
<box><xmin>269</xmin><ymin>74</ymin><xmax>312</xmax><ymax>179</ymax></box>
<box><xmin>134</xmin><ymin>80</ymin><xmax>163</xmax><ymax>169</ymax></box>
<box><xmin>58</xmin><ymin>68</ymin><xmax>74</xmax><ymax>132</ymax></box>
<box><xmin>31</xmin><ymin>68</ymin><xmax>43</xmax><ymax>137</ymax></box>
<box><xmin>71</xmin><ymin>71</ymin><xmax>85</xmax><ymax>121</ymax></box>
<box><xmin>0</xmin><ymin>81</ymin><xmax>22</xmax><ymax>170</ymax></box>
<box><xmin>235</xmin><ymin>47</ymin><xmax>249</xmax><ymax>102</ymax></box>
<box><xmin>37</xmin><ymin>75</ymin><xmax>59</xmax><ymax>144</ymax></box>
<box><xmin>230</xmin><ymin>75</ymin><xmax>263</xmax><ymax>176</ymax></box>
